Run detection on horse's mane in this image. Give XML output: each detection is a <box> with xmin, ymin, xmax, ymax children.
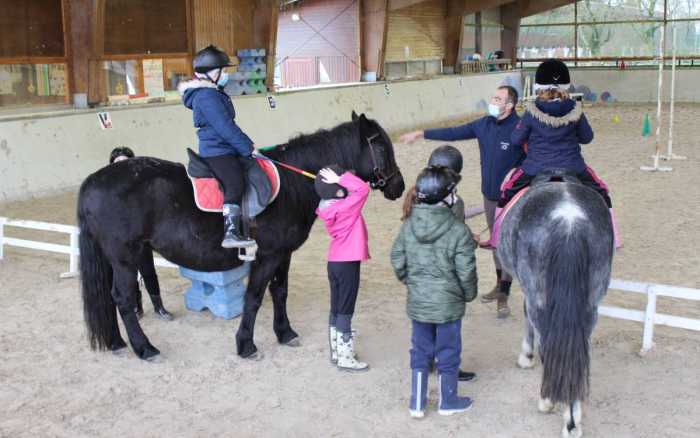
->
<box><xmin>265</xmin><ymin>120</ymin><xmax>363</xmax><ymax>171</ymax></box>
<box><xmin>259</xmin><ymin>119</ymin><xmax>366</xmax><ymax>224</ymax></box>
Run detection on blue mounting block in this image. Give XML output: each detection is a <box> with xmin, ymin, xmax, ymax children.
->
<box><xmin>179</xmin><ymin>264</ymin><xmax>250</xmax><ymax>320</ymax></box>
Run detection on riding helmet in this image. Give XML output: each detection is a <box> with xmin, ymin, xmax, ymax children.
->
<box><xmin>315</xmin><ymin>164</ymin><xmax>348</xmax><ymax>200</ymax></box>
<box><xmin>415</xmin><ymin>166</ymin><xmax>461</xmax><ymax>205</ymax></box>
<box><xmin>534</xmin><ymin>58</ymin><xmax>570</xmax><ymax>91</ymax></box>
<box><xmin>109</xmin><ymin>146</ymin><xmax>135</xmax><ymax>164</ymax></box>
<box><xmin>428</xmin><ymin>145</ymin><xmax>463</xmax><ymax>175</ymax></box>
<box><xmin>193</xmin><ymin>45</ymin><xmax>234</xmax><ymax>73</ymax></box>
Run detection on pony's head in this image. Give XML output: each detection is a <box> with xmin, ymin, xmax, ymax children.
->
<box><xmin>351</xmin><ymin>111</ymin><xmax>405</xmax><ymax>200</ymax></box>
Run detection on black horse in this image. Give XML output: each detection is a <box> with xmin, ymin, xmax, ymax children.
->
<box><xmin>79</xmin><ymin>112</ymin><xmax>404</xmax><ymax>360</ymax></box>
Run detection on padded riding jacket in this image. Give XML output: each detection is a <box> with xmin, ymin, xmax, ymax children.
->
<box><xmin>391</xmin><ymin>204</ymin><xmax>478</xmax><ymax>324</ymax></box>
<box><xmin>179</xmin><ymin>79</ymin><xmax>254</xmax><ymax>158</ymax></box>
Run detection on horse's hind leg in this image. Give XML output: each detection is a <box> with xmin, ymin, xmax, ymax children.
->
<box><xmin>112</xmin><ymin>264</ymin><xmax>160</xmax><ymax>360</ymax></box>
<box><xmin>138</xmin><ymin>247</ymin><xmax>174</xmax><ymax>321</ymax></box>
<box><xmin>562</xmin><ymin>400</ymin><xmax>583</xmax><ymax>438</ymax></box>
<box><xmin>517</xmin><ymin>302</ymin><xmax>536</xmax><ymax>369</ymax></box>
<box><xmin>236</xmin><ymin>255</ymin><xmax>280</xmax><ymax>358</ymax></box>
<box><xmin>269</xmin><ymin>252</ymin><xmax>300</xmax><ymax>346</ymax></box>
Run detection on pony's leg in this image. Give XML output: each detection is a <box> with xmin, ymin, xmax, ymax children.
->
<box><xmin>517</xmin><ymin>303</ymin><xmax>536</xmax><ymax>369</ymax></box>
<box><xmin>138</xmin><ymin>247</ymin><xmax>174</xmax><ymax>321</ymax></box>
<box><xmin>112</xmin><ymin>264</ymin><xmax>160</xmax><ymax>360</ymax></box>
<box><xmin>268</xmin><ymin>252</ymin><xmax>300</xmax><ymax>346</ymax></box>
<box><xmin>236</xmin><ymin>255</ymin><xmax>280</xmax><ymax>358</ymax></box>
<box><xmin>562</xmin><ymin>400</ymin><xmax>583</xmax><ymax>438</ymax></box>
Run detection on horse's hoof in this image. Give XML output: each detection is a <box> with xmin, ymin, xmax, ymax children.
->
<box><xmin>562</xmin><ymin>425</ymin><xmax>583</xmax><ymax>438</ymax></box>
<box><xmin>111</xmin><ymin>347</ymin><xmax>128</xmax><ymax>357</ymax></box>
<box><xmin>517</xmin><ymin>353</ymin><xmax>535</xmax><ymax>369</ymax></box>
<box><xmin>155</xmin><ymin>308</ymin><xmax>175</xmax><ymax>321</ymax></box>
<box><xmin>237</xmin><ymin>341</ymin><xmax>259</xmax><ymax>360</ymax></box>
<box><xmin>284</xmin><ymin>337</ymin><xmax>301</xmax><ymax>348</ymax></box>
<box><xmin>140</xmin><ymin>345</ymin><xmax>161</xmax><ymax>362</ymax></box>
<box><xmin>244</xmin><ymin>351</ymin><xmax>265</xmax><ymax>361</ymax></box>
<box><xmin>538</xmin><ymin>398</ymin><xmax>555</xmax><ymax>414</ymax></box>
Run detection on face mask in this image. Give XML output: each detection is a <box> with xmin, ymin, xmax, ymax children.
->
<box><xmin>488</xmin><ymin>103</ymin><xmax>503</xmax><ymax>118</ymax></box>
<box><xmin>217</xmin><ymin>71</ymin><xmax>229</xmax><ymax>87</ymax></box>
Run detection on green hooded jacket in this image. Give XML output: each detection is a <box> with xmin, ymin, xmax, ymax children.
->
<box><xmin>390</xmin><ymin>203</ymin><xmax>478</xmax><ymax>324</ymax></box>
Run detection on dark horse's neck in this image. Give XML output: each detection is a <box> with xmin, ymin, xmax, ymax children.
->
<box><xmin>261</xmin><ymin>121</ymin><xmax>365</xmax><ymax>224</ymax></box>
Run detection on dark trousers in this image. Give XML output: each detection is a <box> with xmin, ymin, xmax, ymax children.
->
<box><xmin>498</xmin><ymin>168</ymin><xmax>612</xmax><ymax>208</ymax></box>
<box><xmin>410</xmin><ymin>319</ymin><xmax>462</xmax><ymax>375</ymax></box>
<box><xmin>203</xmin><ymin>154</ymin><xmax>246</xmax><ymax>205</ymax></box>
<box><xmin>327</xmin><ymin>261</ymin><xmax>361</xmax><ymax>334</ymax></box>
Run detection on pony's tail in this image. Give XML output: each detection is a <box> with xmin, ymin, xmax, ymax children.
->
<box><xmin>78</xmin><ymin>204</ymin><xmax>117</xmax><ymax>351</ymax></box>
<box><xmin>401</xmin><ymin>185</ymin><xmax>417</xmax><ymax>220</ymax></box>
<box><xmin>539</xmin><ymin>229</ymin><xmax>592</xmax><ymax>404</ymax></box>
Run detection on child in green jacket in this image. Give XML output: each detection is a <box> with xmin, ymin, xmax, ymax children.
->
<box><xmin>391</xmin><ymin>166</ymin><xmax>478</xmax><ymax>419</ymax></box>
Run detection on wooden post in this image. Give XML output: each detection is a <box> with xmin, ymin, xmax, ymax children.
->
<box><xmin>360</xmin><ymin>0</ymin><xmax>389</xmax><ymax>80</ymax></box>
<box><xmin>88</xmin><ymin>0</ymin><xmax>106</xmax><ymax>105</ymax></box>
<box><xmin>641</xmin><ymin>288</ymin><xmax>657</xmax><ymax>354</ymax></box>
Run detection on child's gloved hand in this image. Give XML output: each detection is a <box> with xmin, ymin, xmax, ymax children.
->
<box><xmin>319</xmin><ymin>168</ymin><xmax>341</xmax><ymax>184</ymax></box>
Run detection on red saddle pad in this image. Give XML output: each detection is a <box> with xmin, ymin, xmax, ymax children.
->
<box><xmin>188</xmin><ymin>158</ymin><xmax>280</xmax><ymax>213</ymax></box>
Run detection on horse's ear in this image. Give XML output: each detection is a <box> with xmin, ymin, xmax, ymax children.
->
<box><xmin>351</xmin><ymin>110</ymin><xmax>359</xmax><ymax>122</ymax></box>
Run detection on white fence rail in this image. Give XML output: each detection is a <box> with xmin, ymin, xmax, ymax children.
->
<box><xmin>1</xmin><ymin>217</ymin><xmax>699</xmax><ymax>353</ymax></box>
<box><xmin>600</xmin><ymin>279</ymin><xmax>700</xmax><ymax>354</ymax></box>
<box><xmin>0</xmin><ymin>217</ymin><xmax>176</xmax><ymax>279</ymax></box>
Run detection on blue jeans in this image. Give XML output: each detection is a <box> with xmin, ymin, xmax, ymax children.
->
<box><xmin>410</xmin><ymin>319</ymin><xmax>462</xmax><ymax>374</ymax></box>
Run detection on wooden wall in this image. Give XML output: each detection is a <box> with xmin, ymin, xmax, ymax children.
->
<box><xmin>385</xmin><ymin>0</ymin><xmax>447</xmax><ymax>61</ymax></box>
<box><xmin>193</xmin><ymin>0</ymin><xmax>254</xmax><ymax>55</ymax></box>
<box><xmin>360</xmin><ymin>0</ymin><xmax>388</xmax><ymax>75</ymax></box>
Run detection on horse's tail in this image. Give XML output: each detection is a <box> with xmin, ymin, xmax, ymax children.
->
<box><xmin>539</xmin><ymin>229</ymin><xmax>592</xmax><ymax>404</ymax></box>
<box><xmin>78</xmin><ymin>199</ymin><xmax>116</xmax><ymax>351</ymax></box>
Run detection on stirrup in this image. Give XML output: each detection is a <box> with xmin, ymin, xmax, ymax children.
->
<box><xmin>238</xmin><ymin>244</ymin><xmax>258</xmax><ymax>261</ymax></box>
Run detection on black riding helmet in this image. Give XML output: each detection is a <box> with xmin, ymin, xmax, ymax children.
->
<box><xmin>428</xmin><ymin>145</ymin><xmax>463</xmax><ymax>175</ymax></box>
<box><xmin>193</xmin><ymin>45</ymin><xmax>234</xmax><ymax>73</ymax></box>
<box><xmin>415</xmin><ymin>166</ymin><xmax>461</xmax><ymax>205</ymax></box>
<box><xmin>109</xmin><ymin>146</ymin><xmax>135</xmax><ymax>164</ymax></box>
<box><xmin>315</xmin><ymin>164</ymin><xmax>348</xmax><ymax>200</ymax></box>
<box><xmin>535</xmin><ymin>58</ymin><xmax>570</xmax><ymax>89</ymax></box>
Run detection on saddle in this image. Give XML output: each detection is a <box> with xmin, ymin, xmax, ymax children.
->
<box><xmin>531</xmin><ymin>169</ymin><xmax>582</xmax><ymax>186</ymax></box>
<box><xmin>186</xmin><ymin>148</ymin><xmax>280</xmax><ymax>218</ymax></box>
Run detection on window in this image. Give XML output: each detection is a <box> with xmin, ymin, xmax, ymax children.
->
<box><xmin>518</xmin><ymin>1</ymin><xmax>700</xmax><ymax>64</ymax></box>
<box><xmin>0</xmin><ymin>0</ymin><xmax>68</xmax><ymax>108</ymax></box>
<box><xmin>100</xmin><ymin>0</ymin><xmax>191</xmax><ymax>104</ymax></box>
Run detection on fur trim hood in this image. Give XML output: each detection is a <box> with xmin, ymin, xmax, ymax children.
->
<box><xmin>526</xmin><ymin>99</ymin><xmax>582</xmax><ymax>127</ymax></box>
<box><xmin>177</xmin><ymin>79</ymin><xmax>217</xmax><ymax>96</ymax></box>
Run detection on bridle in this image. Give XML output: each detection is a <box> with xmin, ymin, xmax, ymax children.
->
<box><xmin>366</xmin><ymin>133</ymin><xmax>400</xmax><ymax>189</ymax></box>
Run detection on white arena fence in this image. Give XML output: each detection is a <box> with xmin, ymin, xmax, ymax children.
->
<box><xmin>0</xmin><ymin>217</ymin><xmax>177</xmax><ymax>279</ymax></box>
<box><xmin>1</xmin><ymin>217</ymin><xmax>698</xmax><ymax>353</ymax></box>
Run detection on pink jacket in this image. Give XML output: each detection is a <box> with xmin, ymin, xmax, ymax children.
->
<box><xmin>316</xmin><ymin>173</ymin><xmax>370</xmax><ymax>262</ymax></box>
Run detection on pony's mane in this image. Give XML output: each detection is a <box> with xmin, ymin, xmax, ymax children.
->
<box><xmin>265</xmin><ymin>120</ymin><xmax>362</xmax><ymax>171</ymax></box>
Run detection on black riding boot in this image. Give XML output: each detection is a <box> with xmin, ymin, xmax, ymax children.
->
<box><xmin>222</xmin><ymin>204</ymin><xmax>255</xmax><ymax>248</ymax></box>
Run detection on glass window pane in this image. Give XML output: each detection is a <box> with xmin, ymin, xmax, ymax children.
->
<box><xmin>577</xmin><ymin>22</ymin><xmax>663</xmax><ymax>57</ymax></box>
<box><xmin>668</xmin><ymin>0</ymin><xmax>700</xmax><ymax>20</ymax></box>
<box><xmin>520</xmin><ymin>3</ymin><xmax>575</xmax><ymax>25</ymax></box>
<box><xmin>104</xmin><ymin>60</ymin><xmax>143</xmax><ymax>100</ymax></box>
<box><xmin>667</xmin><ymin>21</ymin><xmax>700</xmax><ymax>56</ymax></box>
<box><xmin>577</xmin><ymin>0</ymin><xmax>664</xmax><ymax>23</ymax></box>
<box><xmin>0</xmin><ymin>0</ymin><xmax>65</xmax><ymax>57</ymax></box>
<box><xmin>517</xmin><ymin>25</ymin><xmax>575</xmax><ymax>59</ymax></box>
<box><xmin>0</xmin><ymin>63</ymin><xmax>68</xmax><ymax>107</ymax></box>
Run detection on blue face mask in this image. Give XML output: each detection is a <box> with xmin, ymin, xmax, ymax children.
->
<box><xmin>488</xmin><ymin>103</ymin><xmax>503</xmax><ymax>118</ymax></box>
<box><xmin>217</xmin><ymin>72</ymin><xmax>229</xmax><ymax>87</ymax></box>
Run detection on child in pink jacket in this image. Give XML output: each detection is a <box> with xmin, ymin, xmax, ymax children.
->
<box><xmin>316</xmin><ymin>165</ymin><xmax>370</xmax><ymax>373</ymax></box>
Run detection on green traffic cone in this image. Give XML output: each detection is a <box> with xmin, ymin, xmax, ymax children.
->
<box><xmin>642</xmin><ymin>113</ymin><xmax>651</xmax><ymax>137</ymax></box>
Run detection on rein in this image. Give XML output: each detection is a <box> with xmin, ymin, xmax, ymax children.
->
<box><xmin>366</xmin><ymin>133</ymin><xmax>399</xmax><ymax>189</ymax></box>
